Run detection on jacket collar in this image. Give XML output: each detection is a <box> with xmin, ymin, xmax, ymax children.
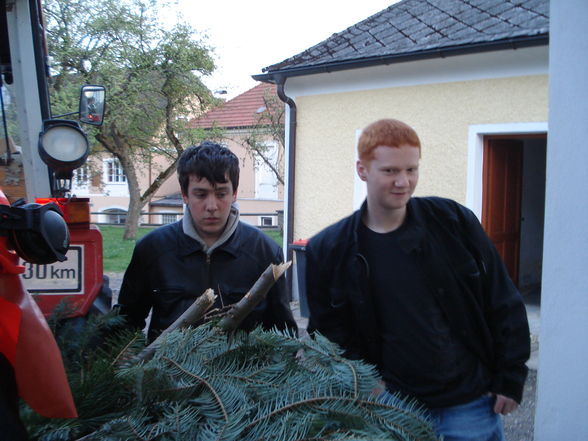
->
<box><xmin>355</xmin><ymin>198</ymin><xmax>427</xmax><ymax>255</ymax></box>
<box><xmin>179</xmin><ymin>204</ymin><xmax>240</xmax><ymax>257</ymax></box>
<box><xmin>396</xmin><ymin>198</ymin><xmax>427</xmax><ymax>255</ymax></box>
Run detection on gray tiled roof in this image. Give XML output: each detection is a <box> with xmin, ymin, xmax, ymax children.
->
<box><xmin>256</xmin><ymin>0</ymin><xmax>548</xmax><ymax>79</ymax></box>
<box><xmin>151</xmin><ymin>193</ymin><xmax>183</xmax><ymax>207</ymax></box>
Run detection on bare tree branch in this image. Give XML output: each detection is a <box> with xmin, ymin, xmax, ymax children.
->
<box><xmin>218</xmin><ymin>262</ymin><xmax>291</xmax><ymax>332</ymax></box>
<box><xmin>134</xmin><ymin>289</ymin><xmax>216</xmax><ymax>363</ymax></box>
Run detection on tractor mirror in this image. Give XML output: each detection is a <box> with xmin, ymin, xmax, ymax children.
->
<box><xmin>79</xmin><ymin>85</ymin><xmax>105</xmax><ymax>126</ymax></box>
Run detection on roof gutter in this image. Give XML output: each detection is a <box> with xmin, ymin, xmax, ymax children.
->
<box><xmin>253</xmin><ymin>34</ymin><xmax>548</xmax><ymax>83</ymax></box>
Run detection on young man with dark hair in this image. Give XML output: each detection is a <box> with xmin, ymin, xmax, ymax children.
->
<box><xmin>305</xmin><ymin>119</ymin><xmax>530</xmax><ymax>440</ymax></box>
<box><xmin>117</xmin><ymin>141</ymin><xmax>296</xmax><ymax>341</ymax></box>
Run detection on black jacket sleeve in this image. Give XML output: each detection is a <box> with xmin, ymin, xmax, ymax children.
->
<box><xmin>262</xmin><ymin>245</ymin><xmax>298</xmax><ymax>335</ymax></box>
<box><xmin>115</xmin><ymin>240</ymin><xmax>153</xmax><ymax>332</ymax></box>
<box><xmin>458</xmin><ymin>205</ymin><xmax>531</xmax><ymax>403</ymax></box>
<box><xmin>306</xmin><ymin>233</ymin><xmax>357</xmax><ymax>357</ymax></box>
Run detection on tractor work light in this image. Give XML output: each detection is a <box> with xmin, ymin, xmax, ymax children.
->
<box><xmin>39</xmin><ymin>120</ymin><xmax>89</xmax><ymax>175</ymax></box>
<box><xmin>38</xmin><ymin>120</ymin><xmax>89</xmax><ymax>196</ymax></box>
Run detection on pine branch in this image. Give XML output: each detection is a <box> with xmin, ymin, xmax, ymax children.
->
<box><xmin>31</xmin><ymin>261</ymin><xmax>440</xmax><ymax>441</ymax></box>
<box><xmin>67</xmin><ymin>326</ymin><xmax>439</xmax><ymax>441</ymax></box>
<box><xmin>162</xmin><ymin>356</ymin><xmax>228</xmax><ymax>423</ymax></box>
<box><xmin>111</xmin><ymin>334</ymin><xmax>143</xmax><ymax>367</ymax></box>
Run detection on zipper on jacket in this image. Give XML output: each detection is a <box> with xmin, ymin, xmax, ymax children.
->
<box><xmin>356</xmin><ymin>252</ymin><xmax>371</xmax><ymax>305</ymax></box>
<box><xmin>357</xmin><ymin>253</ymin><xmax>370</xmax><ymax>280</ymax></box>
<box><xmin>206</xmin><ymin>253</ymin><xmax>212</xmax><ymax>287</ymax></box>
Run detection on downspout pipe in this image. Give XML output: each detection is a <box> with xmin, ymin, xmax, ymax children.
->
<box><xmin>275</xmin><ymin>78</ymin><xmax>297</xmax><ymax>297</ymax></box>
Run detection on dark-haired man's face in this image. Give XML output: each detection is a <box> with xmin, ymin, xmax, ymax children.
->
<box><xmin>182</xmin><ymin>174</ymin><xmax>237</xmax><ymax>246</ymax></box>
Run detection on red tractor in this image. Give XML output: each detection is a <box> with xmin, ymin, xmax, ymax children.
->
<box><xmin>1</xmin><ymin>0</ymin><xmax>110</xmax><ymax>431</ymax></box>
<box><xmin>0</xmin><ymin>85</ymin><xmax>111</xmax><ymax>319</ymax></box>
<box><xmin>1</xmin><ymin>3</ymin><xmax>111</xmax><ymax>318</ymax></box>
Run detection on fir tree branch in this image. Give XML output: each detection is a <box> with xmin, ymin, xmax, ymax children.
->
<box><xmin>360</xmin><ymin>399</ymin><xmax>437</xmax><ymax>441</ymax></box>
<box><xmin>74</xmin><ymin>432</ymin><xmax>93</xmax><ymax>440</ymax></box>
<box><xmin>243</xmin><ymin>395</ymin><xmax>434</xmax><ymax>440</ymax></box>
<box><xmin>218</xmin><ymin>262</ymin><xmax>291</xmax><ymax>332</ymax></box>
<box><xmin>111</xmin><ymin>334</ymin><xmax>142</xmax><ymax>367</ymax></box>
<box><xmin>162</xmin><ymin>356</ymin><xmax>229</xmax><ymax>423</ymax></box>
<box><xmin>161</xmin><ymin>356</ymin><xmax>230</xmax><ymax>441</ymax></box>
<box><xmin>127</xmin><ymin>415</ymin><xmax>147</xmax><ymax>441</ymax></box>
<box><xmin>244</xmin><ymin>395</ymin><xmax>351</xmax><ymax>434</ymax></box>
<box><xmin>337</xmin><ymin>359</ymin><xmax>358</xmax><ymax>398</ymax></box>
<box><xmin>298</xmin><ymin>337</ymin><xmax>360</xmax><ymax>398</ymax></box>
<box><xmin>135</xmin><ymin>289</ymin><xmax>216</xmax><ymax>362</ymax></box>
<box><xmin>226</xmin><ymin>375</ymin><xmax>277</xmax><ymax>388</ymax></box>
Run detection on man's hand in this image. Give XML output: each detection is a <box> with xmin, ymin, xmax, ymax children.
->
<box><xmin>371</xmin><ymin>380</ymin><xmax>386</xmax><ymax>397</ymax></box>
<box><xmin>493</xmin><ymin>393</ymin><xmax>519</xmax><ymax>415</ymax></box>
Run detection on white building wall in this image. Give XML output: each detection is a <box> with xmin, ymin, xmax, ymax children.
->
<box><xmin>534</xmin><ymin>1</ymin><xmax>588</xmax><ymax>439</ymax></box>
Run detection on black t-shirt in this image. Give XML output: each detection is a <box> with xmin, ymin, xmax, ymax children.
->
<box><xmin>358</xmin><ymin>220</ymin><xmax>490</xmax><ymax>408</ymax></box>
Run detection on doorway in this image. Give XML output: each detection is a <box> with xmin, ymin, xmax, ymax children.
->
<box><xmin>482</xmin><ymin>134</ymin><xmax>547</xmax><ymax>301</ymax></box>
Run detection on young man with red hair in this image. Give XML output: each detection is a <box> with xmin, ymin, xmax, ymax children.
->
<box><xmin>306</xmin><ymin>119</ymin><xmax>530</xmax><ymax>440</ymax></box>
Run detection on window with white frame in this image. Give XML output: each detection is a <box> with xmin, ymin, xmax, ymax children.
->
<box><xmin>103</xmin><ymin>208</ymin><xmax>127</xmax><ymax>224</ymax></box>
<box><xmin>162</xmin><ymin>213</ymin><xmax>178</xmax><ymax>224</ymax></box>
<box><xmin>259</xmin><ymin>216</ymin><xmax>274</xmax><ymax>227</ymax></box>
<box><xmin>105</xmin><ymin>158</ymin><xmax>126</xmax><ymax>183</ymax></box>
<box><xmin>255</xmin><ymin>142</ymin><xmax>278</xmax><ymax>199</ymax></box>
<box><xmin>73</xmin><ymin>165</ymin><xmax>89</xmax><ymax>187</ymax></box>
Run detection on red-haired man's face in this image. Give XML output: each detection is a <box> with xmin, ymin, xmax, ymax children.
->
<box><xmin>357</xmin><ymin>145</ymin><xmax>420</xmax><ymax>213</ymax></box>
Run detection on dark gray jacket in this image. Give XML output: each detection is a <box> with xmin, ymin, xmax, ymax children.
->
<box><xmin>117</xmin><ymin>220</ymin><xmax>296</xmax><ymax>341</ymax></box>
<box><xmin>306</xmin><ymin>197</ymin><xmax>530</xmax><ymax>403</ymax></box>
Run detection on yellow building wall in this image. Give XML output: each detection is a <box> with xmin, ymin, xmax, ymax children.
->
<box><xmin>294</xmin><ymin>75</ymin><xmax>548</xmax><ymax>240</ymax></box>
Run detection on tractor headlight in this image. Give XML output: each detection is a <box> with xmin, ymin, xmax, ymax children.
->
<box><xmin>38</xmin><ymin>120</ymin><xmax>89</xmax><ymax>176</ymax></box>
<box><xmin>38</xmin><ymin>119</ymin><xmax>89</xmax><ymax>196</ymax></box>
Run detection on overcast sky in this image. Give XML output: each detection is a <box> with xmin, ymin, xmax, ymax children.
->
<box><xmin>165</xmin><ymin>0</ymin><xmax>397</xmax><ymax>98</ymax></box>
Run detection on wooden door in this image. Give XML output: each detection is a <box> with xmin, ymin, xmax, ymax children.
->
<box><xmin>482</xmin><ymin>138</ymin><xmax>523</xmax><ymax>285</ymax></box>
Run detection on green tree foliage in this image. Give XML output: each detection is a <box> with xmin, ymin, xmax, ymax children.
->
<box><xmin>43</xmin><ymin>0</ymin><xmax>219</xmax><ymax>239</ymax></box>
<box><xmin>22</xmin><ymin>312</ymin><xmax>438</xmax><ymax>441</ymax></box>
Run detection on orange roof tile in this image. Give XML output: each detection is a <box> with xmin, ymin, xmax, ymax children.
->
<box><xmin>190</xmin><ymin>83</ymin><xmax>278</xmax><ymax>129</ymax></box>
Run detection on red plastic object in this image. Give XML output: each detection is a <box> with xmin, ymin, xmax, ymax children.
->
<box><xmin>0</xmin><ymin>189</ymin><xmax>77</xmax><ymax>418</ymax></box>
<box><xmin>24</xmin><ymin>225</ymin><xmax>103</xmax><ymax>318</ymax></box>
<box><xmin>18</xmin><ymin>197</ymin><xmax>104</xmax><ymax>318</ymax></box>
<box><xmin>35</xmin><ymin>197</ymin><xmax>90</xmax><ymax>225</ymax></box>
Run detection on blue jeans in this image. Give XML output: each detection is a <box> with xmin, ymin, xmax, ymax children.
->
<box><xmin>380</xmin><ymin>392</ymin><xmax>505</xmax><ymax>441</ymax></box>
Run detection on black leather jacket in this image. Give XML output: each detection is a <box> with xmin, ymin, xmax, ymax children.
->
<box><xmin>306</xmin><ymin>197</ymin><xmax>530</xmax><ymax>403</ymax></box>
<box><xmin>117</xmin><ymin>220</ymin><xmax>296</xmax><ymax>341</ymax></box>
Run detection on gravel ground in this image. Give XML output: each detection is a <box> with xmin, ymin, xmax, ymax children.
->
<box><xmin>504</xmin><ymin>369</ymin><xmax>536</xmax><ymax>440</ymax></box>
<box><xmin>106</xmin><ymin>272</ymin><xmax>537</xmax><ymax>440</ymax></box>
